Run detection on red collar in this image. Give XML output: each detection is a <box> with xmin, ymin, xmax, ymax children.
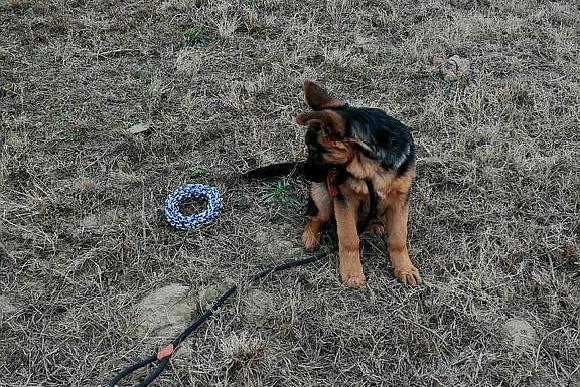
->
<box><xmin>326</xmin><ymin>168</ymin><xmax>339</xmax><ymax>197</ymax></box>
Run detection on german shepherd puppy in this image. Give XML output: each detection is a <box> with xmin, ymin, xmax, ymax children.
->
<box><xmin>296</xmin><ymin>80</ymin><xmax>421</xmax><ymax>288</ymax></box>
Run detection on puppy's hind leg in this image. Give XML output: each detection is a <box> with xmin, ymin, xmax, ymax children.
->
<box><xmin>302</xmin><ymin>183</ymin><xmax>332</xmax><ymax>250</ymax></box>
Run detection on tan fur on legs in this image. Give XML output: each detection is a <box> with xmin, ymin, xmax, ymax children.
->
<box><xmin>334</xmin><ymin>197</ymin><xmax>366</xmax><ymax>288</ymax></box>
<box><xmin>385</xmin><ymin>201</ymin><xmax>422</xmax><ymax>285</ymax></box>
<box><xmin>302</xmin><ymin>183</ymin><xmax>332</xmax><ymax>250</ymax></box>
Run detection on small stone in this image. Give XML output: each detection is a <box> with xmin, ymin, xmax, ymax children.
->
<box><xmin>128</xmin><ymin>122</ymin><xmax>150</xmax><ymax>134</ymax></box>
<box><xmin>5</xmin><ymin>133</ymin><xmax>25</xmax><ymax>150</ymax></box>
<box><xmin>77</xmin><ymin>177</ymin><xmax>95</xmax><ymax>193</ymax></box>
<box><xmin>80</xmin><ymin>214</ymin><xmax>99</xmax><ymax>228</ymax></box>
<box><xmin>499</xmin><ymin>318</ymin><xmax>538</xmax><ymax>351</ymax></box>
<box><xmin>0</xmin><ymin>294</ymin><xmax>19</xmax><ymax>317</ymax></box>
<box><xmin>434</xmin><ymin>55</ymin><xmax>471</xmax><ymax>81</ymax></box>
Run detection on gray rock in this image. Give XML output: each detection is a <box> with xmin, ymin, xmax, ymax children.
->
<box><xmin>80</xmin><ymin>214</ymin><xmax>99</xmax><ymax>229</ymax></box>
<box><xmin>433</xmin><ymin>55</ymin><xmax>471</xmax><ymax>81</ymax></box>
<box><xmin>135</xmin><ymin>283</ymin><xmax>195</xmax><ymax>338</ymax></box>
<box><xmin>499</xmin><ymin>318</ymin><xmax>538</xmax><ymax>351</ymax></box>
<box><xmin>128</xmin><ymin>122</ymin><xmax>150</xmax><ymax>135</ymax></box>
<box><xmin>0</xmin><ymin>294</ymin><xmax>19</xmax><ymax>317</ymax></box>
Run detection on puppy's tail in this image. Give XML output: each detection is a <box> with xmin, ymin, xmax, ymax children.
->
<box><xmin>242</xmin><ymin>161</ymin><xmax>305</xmax><ymax>179</ymax></box>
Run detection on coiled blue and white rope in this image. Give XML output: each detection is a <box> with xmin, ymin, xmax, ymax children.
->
<box><xmin>164</xmin><ymin>184</ymin><xmax>222</xmax><ymax>230</ymax></box>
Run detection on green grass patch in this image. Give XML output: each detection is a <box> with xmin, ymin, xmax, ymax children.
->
<box><xmin>261</xmin><ymin>179</ymin><xmax>301</xmax><ymax>207</ymax></box>
<box><xmin>191</xmin><ymin>168</ymin><xmax>208</xmax><ymax>178</ymax></box>
<box><xmin>183</xmin><ymin>27</ymin><xmax>209</xmax><ymax>46</ymax></box>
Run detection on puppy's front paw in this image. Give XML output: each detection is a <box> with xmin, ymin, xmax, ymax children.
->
<box><xmin>302</xmin><ymin>229</ymin><xmax>321</xmax><ymax>250</ymax></box>
<box><xmin>340</xmin><ymin>267</ymin><xmax>366</xmax><ymax>288</ymax></box>
<box><xmin>394</xmin><ymin>266</ymin><xmax>422</xmax><ymax>286</ymax></box>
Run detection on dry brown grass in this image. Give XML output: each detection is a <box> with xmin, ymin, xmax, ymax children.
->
<box><xmin>1</xmin><ymin>0</ymin><xmax>578</xmax><ymax>386</ymax></box>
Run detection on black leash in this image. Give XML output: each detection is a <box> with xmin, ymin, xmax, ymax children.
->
<box><xmin>108</xmin><ymin>180</ymin><xmax>376</xmax><ymax>387</ymax></box>
<box><xmin>108</xmin><ymin>247</ymin><xmax>335</xmax><ymax>387</ymax></box>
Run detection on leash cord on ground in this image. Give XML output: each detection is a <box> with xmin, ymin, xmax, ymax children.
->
<box><xmin>108</xmin><ymin>246</ymin><xmax>337</xmax><ymax>387</ymax></box>
<box><xmin>109</xmin><ymin>181</ymin><xmax>376</xmax><ymax>387</ymax></box>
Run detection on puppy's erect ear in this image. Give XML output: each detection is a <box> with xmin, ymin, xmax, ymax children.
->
<box><xmin>303</xmin><ymin>80</ymin><xmax>346</xmax><ymax>110</ymax></box>
<box><xmin>296</xmin><ymin>110</ymin><xmax>345</xmax><ymax>138</ymax></box>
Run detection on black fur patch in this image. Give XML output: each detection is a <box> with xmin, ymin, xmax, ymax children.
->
<box><xmin>396</xmin><ymin>142</ymin><xmax>416</xmax><ymax>176</ymax></box>
<box><xmin>303</xmin><ymin>159</ymin><xmax>327</xmax><ymax>182</ymax></box>
<box><xmin>242</xmin><ymin>162</ymin><xmax>303</xmax><ymax>179</ymax></box>
<box><xmin>306</xmin><ymin>195</ymin><xmax>318</xmax><ymax>216</ymax></box>
<box><xmin>334</xmin><ymin>106</ymin><xmax>414</xmax><ymax>172</ymax></box>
